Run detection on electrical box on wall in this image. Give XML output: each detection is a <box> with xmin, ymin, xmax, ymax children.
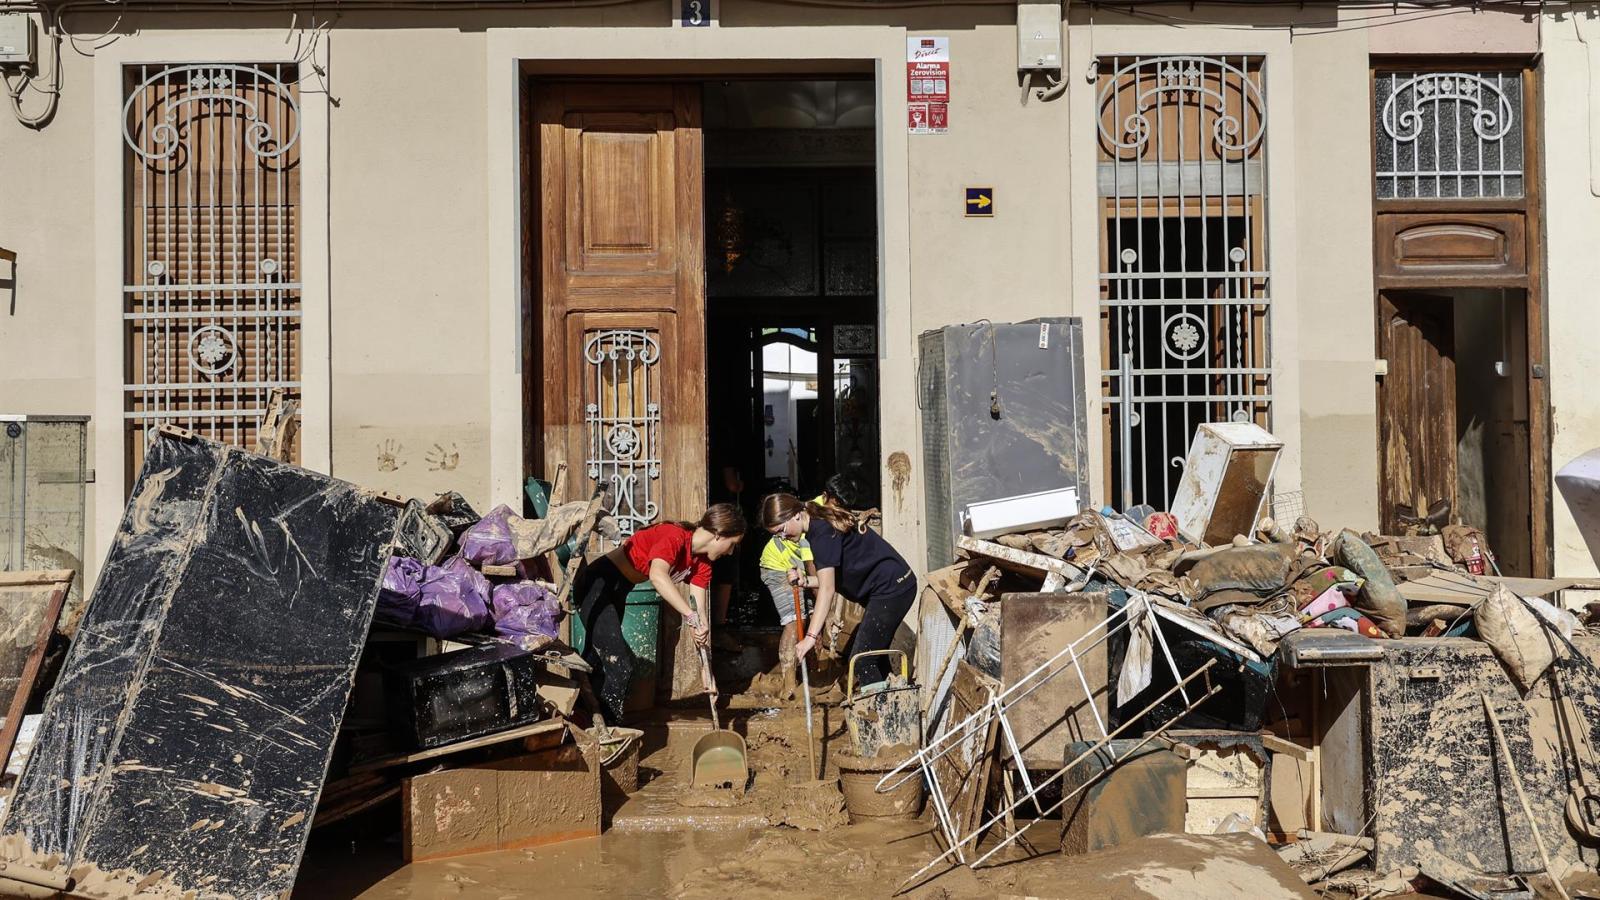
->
<box><xmin>0</xmin><ymin>14</ymin><xmax>36</xmax><ymax>67</ymax></box>
<box><xmin>1017</xmin><ymin>1</ymin><xmax>1062</xmax><ymax>72</ymax></box>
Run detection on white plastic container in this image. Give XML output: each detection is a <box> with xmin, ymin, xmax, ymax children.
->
<box><xmin>962</xmin><ymin>486</ymin><xmax>1081</xmax><ymax>540</ymax></box>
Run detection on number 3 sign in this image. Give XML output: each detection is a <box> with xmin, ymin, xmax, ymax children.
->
<box><xmin>678</xmin><ymin>0</ymin><xmax>714</xmax><ymax>26</ymax></box>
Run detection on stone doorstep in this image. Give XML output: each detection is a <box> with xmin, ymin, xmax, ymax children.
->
<box><xmin>608</xmin><ymin>703</ymin><xmax>835</xmax><ymax>833</ymax></box>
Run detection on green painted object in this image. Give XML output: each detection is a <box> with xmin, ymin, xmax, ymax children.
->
<box><xmin>571</xmin><ymin>584</ymin><xmax>660</xmax><ymax>713</ymax></box>
<box><xmin>524</xmin><ymin>476</ymin><xmax>553</xmax><ymax>519</ymax></box>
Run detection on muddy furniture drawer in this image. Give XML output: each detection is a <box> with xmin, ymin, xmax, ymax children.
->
<box><xmin>387</xmin><ymin>643</ymin><xmax>546</xmax><ymax>750</ymax></box>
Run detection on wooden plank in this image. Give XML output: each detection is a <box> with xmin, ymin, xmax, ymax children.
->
<box><xmin>348</xmin><ymin>718</ymin><xmax>567</xmax><ymax>775</ymax></box>
<box><xmin>956</xmin><ymin>535</ymin><xmax>1083</xmax><ymax>581</ymax></box>
<box><xmin>1261</xmin><ymin>733</ymin><xmax>1314</xmax><ymax>762</ymax></box>
<box><xmin>934</xmin><ymin>662</ymin><xmax>1001</xmax><ymax>847</ymax></box>
<box><xmin>999</xmin><ymin>592</ymin><xmax>1110</xmax><ymax>770</ymax></box>
<box><xmin>312</xmin><ymin>784</ymin><xmax>401</xmax><ymax>830</ymax></box>
<box><xmin>0</xmin><ymin>571</ymin><xmax>75</xmax><ymax>588</ymax></box>
<box><xmin>0</xmin><ymin>571</ymin><xmax>72</xmax><ymax>779</ymax></box>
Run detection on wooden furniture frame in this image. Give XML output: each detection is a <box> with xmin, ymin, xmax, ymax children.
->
<box><xmin>0</xmin><ymin>570</ymin><xmax>74</xmax><ymax>780</ymax></box>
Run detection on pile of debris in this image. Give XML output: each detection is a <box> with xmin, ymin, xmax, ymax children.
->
<box><xmin>900</xmin><ymin>422</ymin><xmax>1600</xmax><ymax>899</ymax></box>
<box><xmin>0</xmin><ymin>428</ymin><xmax>635</xmax><ymax>899</ymax></box>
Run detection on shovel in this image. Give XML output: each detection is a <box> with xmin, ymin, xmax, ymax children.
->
<box><xmin>794</xmin><ymin>578</ymin><xmax>819</xmax><ymax>780</ymax></box>
<box><xmin>688</xmin><ymin>644</ymin><xmax>748</xmax><ymax>794</ymax></box>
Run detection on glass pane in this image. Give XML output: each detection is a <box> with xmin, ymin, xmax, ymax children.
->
<box><xmin>1373</xmin><ymin>70</ymin><xmax>1523</xmax><ymax>200</ymax></box>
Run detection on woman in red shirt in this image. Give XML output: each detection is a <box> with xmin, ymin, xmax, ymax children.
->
<box><xmin>575</xmin><ymin>503</ymin><xmax>746</xmax><ymax>724</ymax></box>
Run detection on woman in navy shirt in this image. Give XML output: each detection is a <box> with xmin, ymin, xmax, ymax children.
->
<box><xmin>759</xmin><ymin>493</ymin><xmax>916</xmax><ymax>686</ymax></box>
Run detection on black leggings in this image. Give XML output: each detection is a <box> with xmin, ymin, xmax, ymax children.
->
<box><xmin>575</xmin><ymin>557</ymin><xmax>636</xmax><ymax>725</ymax></box>
<box><xmin>845</xmin><ymin>575</ymin><xmax>918</xmax><ymax>686</ymax></box>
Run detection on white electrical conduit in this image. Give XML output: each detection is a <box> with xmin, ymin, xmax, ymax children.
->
<box><xmin>1576</xmin><ymin>10</ymin><xmax>1600</xmax><ymax>197</ymax></box>
<box><xmin>3</xmin><ymin>10</ymin><xmax>61</xmax><ymax>127</ymax></box>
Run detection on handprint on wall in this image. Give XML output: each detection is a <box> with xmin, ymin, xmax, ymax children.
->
<box><xmin>377</xmin><ymin>440</ymin><xmax>405</xmax><ymax>472</ymax></box>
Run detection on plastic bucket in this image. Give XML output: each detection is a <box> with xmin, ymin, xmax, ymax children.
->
<box><xmin>835</xmin><ymin>746</ymin><xmax>924</xmax><ymax>822</ymax></box>
<box><xmin>599</xmin><ymin>727</ymin><xmax>645</xmax><ymax>800</ymax></box>
<box><xmin>572</xmin><ymin>585</ymin><xmax>660</xmax><ymax>713</ymax></box>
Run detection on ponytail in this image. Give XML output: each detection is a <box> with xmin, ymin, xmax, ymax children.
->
<box><xmin>808</xmin><ymin>500</ymin><xmax>860</xmax><ymax>534</ymax></box>
<box><xmin>681</xmin><ymin>502</ymin><xmax>746</xmax><ymax>538</ymax></box>
<box><xmin>761</xmin><ymin>492</ymin><xmax>861</xmax><ymax>534</ymax></box>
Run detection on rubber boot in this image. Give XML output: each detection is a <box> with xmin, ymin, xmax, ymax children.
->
<box><xmin>777</xmin><ymin>625</ymin><xmax>798</xmax><ymax>704</ymax></box>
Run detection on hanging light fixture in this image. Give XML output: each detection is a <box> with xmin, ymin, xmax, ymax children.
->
<box><xmin>713</xmin><ymin>187</ymin><xmax>745</xmax><ymax>274</ymax></box>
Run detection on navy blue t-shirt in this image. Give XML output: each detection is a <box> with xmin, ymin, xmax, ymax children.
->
<box><xmin>806</xmin><ymin>515</ymin><xmax>913</xmax><ymax>602</ymax></box>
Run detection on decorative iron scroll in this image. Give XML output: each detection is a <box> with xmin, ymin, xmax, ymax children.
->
<box><xmin>1097</xmin><ymin>55</ymin><xmax>1265</xmax><ymax>157</ymax></box>
<box><xmin>1374</xmin><ymin>70</ymin><xmax>1523</xmax><ymax>199</ymax></box>
<box><xmin>584</xmin><ymin>329</ymin><xmax>662</xmax><ymax>536</ymax></box>
<box><xmin>1380</xmin><ymin>72</ymin><xmax>1514</xmax><ymax>143</ymax></box>
<box><xmin>123</xmin><ymin>64</ymin><xmax>300</xmax><ymax>161</ymax></box>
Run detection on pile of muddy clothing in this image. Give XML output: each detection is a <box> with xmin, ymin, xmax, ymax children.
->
<box><xmin>957</xmin><ymin>505</ymin><xmax>1552</xmax><ymax>665</ymax></box>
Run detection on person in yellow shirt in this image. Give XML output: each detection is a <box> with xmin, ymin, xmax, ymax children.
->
<box><xmin>760</xmin><ymin>523</ymin><xmax>817</xmax><ymax>702</ymax></box>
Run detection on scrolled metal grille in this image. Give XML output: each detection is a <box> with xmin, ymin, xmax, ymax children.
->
<box><xmin>1375</xmin><ymin>70</ymin><xmax>1523</xmax><ymax>199</ymax></box>
<box><xmin>584</xmin><ymin>329</ymin><xmax>662</xmax><ymax>536</ymax></box>
<box><xmin>123</xmin><ymin>63</ymin><xmax>301</xmax><ymax>472</ymax></box>
<box><xmin>1097</xmin><ymin>55</ymin><xmax>1271</xmax><ymax>510</ymax></box>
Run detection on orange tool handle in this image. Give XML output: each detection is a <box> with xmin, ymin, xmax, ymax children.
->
<box><xmin>792</xmin><ymin>575</ymin><xmax>807</xmax><ymax>642</ymax></box>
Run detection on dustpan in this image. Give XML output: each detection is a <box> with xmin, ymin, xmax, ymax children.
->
<box><xmin>688</xmin><ymin>730</ymin><xmax>749</xmax><ymax>794</ymax></box>
<box><xmin>687</xmin><ymin>646</ymin><xmax>749</xmax><ymax>794</ymax></box>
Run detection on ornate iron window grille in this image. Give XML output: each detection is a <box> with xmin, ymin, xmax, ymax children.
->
<box><xmin>1375</xmin><ymin>70</ymin><xmax>1523</xmax><ymax>199</ymax></box>
<box><xmin>122</xmin><ymin>63</ymin><xmax>301</xmax><ymax>473</ymax></box>
<box><xmin>584</xmin><ymin>329</ymin><xmax>662</xmax><ymax>536</ymax></box>
<box><xmin>1096</xmin><ymin>55</ymin><xmax>1272</xmax><ymax>510</ymax></box>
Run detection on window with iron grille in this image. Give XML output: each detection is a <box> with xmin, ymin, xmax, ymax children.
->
<box><xmin>1374</xmin><ymin>69</ymin><xmax>1524</xmax><ymax>199</ymax></box>
<box><xmin>1096</xmin><ymin>55</ymin><xmax>1271</xmax><ymax>510</ymax></box>
<box><xmin>122</xmin><ymin>63</ymin><xmax>301</xmax><ymax>479</ymax></box>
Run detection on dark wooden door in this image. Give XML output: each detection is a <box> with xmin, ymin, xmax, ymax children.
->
<box><xmin>535</xmin><ymin>84</ymin><xmax>706</xmax><ymax>530</ymax></box>
<box><xmin>1378</xmin><ymin>292</ymin><xmax>1457</xmax><ymax>533</ymax></box>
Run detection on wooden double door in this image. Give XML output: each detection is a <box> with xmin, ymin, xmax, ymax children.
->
<box><xmin>530</xmin><ymin>83</ymin><xmax>707</xmax><ymax>530</ymax></box>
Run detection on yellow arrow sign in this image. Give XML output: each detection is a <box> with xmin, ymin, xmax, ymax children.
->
<box><xmin>965</xmin><ymin>188</ymin><xmax>994</xmax><ymax>217</ymax></box>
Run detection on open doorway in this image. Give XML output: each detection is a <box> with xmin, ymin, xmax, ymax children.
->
<box><xmin>1377</xmin><ymin>289</ymin><xmax>1533</xmax><ymax>575</ymax></box>
<box><xmin>702</xmin><ymin>79</ymin><xmax>881</xmax><ymax>626</ymax></box>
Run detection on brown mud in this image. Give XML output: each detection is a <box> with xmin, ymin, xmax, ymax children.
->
<box><xmin>295</xmin><ymin>704</ymin><xmax>1309</xmax><ymax>900</ymax></box>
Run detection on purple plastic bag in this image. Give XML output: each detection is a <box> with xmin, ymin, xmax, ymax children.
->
<box><xmin>414</xmin><ymin>555</ymin><xmax>492</xmax><ymax>638</ymax></box>
<box><xmin>491</xmin><ymin>580</ymin><xmax>562</xmax><ymax>641</ymax></box>
<box><xmin>376</xmin><ymin>556</ymin><xmax>426</xmax><ymax>628</ymax></box>
<box><xmin>459</xmin><ymin>504</ymin><xmax>519</xmax><ymax>567</ymax></box>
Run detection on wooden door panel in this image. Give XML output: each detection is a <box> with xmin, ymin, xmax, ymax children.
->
<box><xmin>1378</xmin><ymin>292</ymin><xmax>1457</xmax><ymax>532</ymax></box>
<box><xmin>537</xmin><ymin>83</ymin><xmax>705</xmax><ymax>530</ymax></box>
<box><xmin>564</xmin><ymin>112</ymin><xmax>675</xmax><ymax>273</ymax></box>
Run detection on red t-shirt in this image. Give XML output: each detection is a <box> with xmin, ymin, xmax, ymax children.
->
<box><xmin>624</xmin><ymin>523</ymin><xmax>712</xmax><ymax>589</ymax></box>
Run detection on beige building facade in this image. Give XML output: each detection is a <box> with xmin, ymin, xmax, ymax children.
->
<box><xmin>0</xmin><ymin>1</ymin><xmax>1589</xmax><ymax>589</ymax></box>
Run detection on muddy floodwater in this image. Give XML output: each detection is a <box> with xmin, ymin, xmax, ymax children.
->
<box><xmin>302</xmin><ymin>821</ymin><xmax>1000</xmax><ymax>899</ymax></box>
<box><xmin>294</xmin><ymin>695</ymin><xmax>1316</xmax><ymax>900</ymax></box>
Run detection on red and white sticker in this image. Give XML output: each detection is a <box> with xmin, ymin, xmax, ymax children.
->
<box><xmin>907</xmin><ymin>36</ymin><xmax>949</xmax><ymax>135</ymax></box>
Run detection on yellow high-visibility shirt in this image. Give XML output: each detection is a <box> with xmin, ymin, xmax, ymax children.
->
<box><xmin>759</xmin><ymin>535</ymin><xmax>813</xmax><ymax>572</ymax></box>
